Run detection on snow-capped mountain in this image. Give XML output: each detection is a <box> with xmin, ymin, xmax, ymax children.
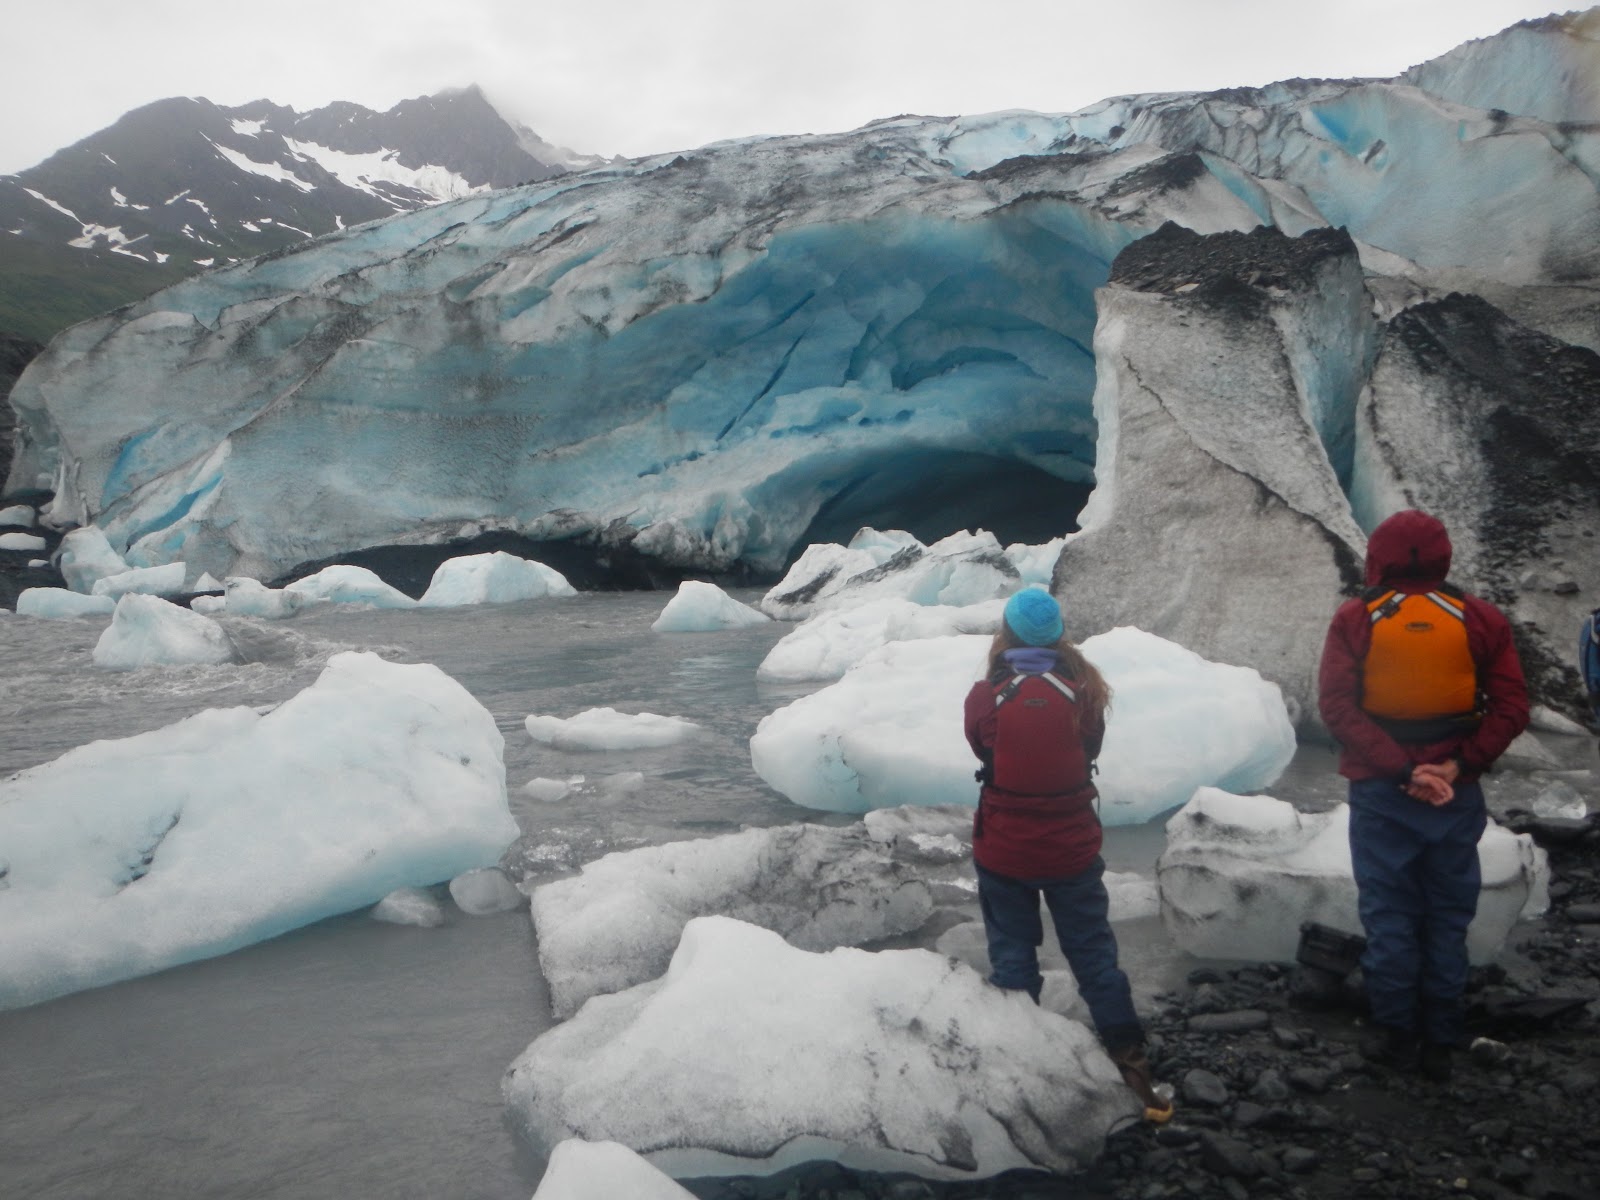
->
<box><xmin>0</xmin><ymin>85</ymin><xmax>609</xmax><ymax>342</ymax></box>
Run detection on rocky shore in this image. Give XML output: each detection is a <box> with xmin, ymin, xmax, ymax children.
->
<box><xmin>686</xmin><ymin>804</ymin><xmax>1600</xmax><ymax>1200</ymax></box>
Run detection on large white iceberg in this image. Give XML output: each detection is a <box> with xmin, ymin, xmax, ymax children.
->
<box><xmin>0</xmin><ymin>532</ymin><xmax>47</xmax><ymax>552</ymax></box>
<box><xmin>1156</xmin><ymin>788</ymin><xmax>1550</xmax><ymax>964</ymax></box>
<box><xmin>757</xmin><ymin>597</ymin><xmax>1003</xmax><ymax>683</ymax></box>
<box><xmin>504</xmin><ymin>916</ymin><xmax>1138</xmax><ymax>1179</ymax></box>
<box><xmin>417</xmin><ymin>551</ymin><xmax>576</xmax><ymax>607</ymax></box>
<box><xmin>15</xmin><ymin>587</ymin><xmax>116</xmax><ymax>618</ymax></box>
<box><xmin>0</xmin><ymin>651</ymin><xmax>517</xmax><ymax>1009</ymax></box>
<box><xmin>525</xmin><ymin>707</ymin><xmax>700</xmax><ymax>751</ymax></box>
<box><xmin>531</xmin><ymin>823</ymin><xmax>934</xmax><ymax>1017</ymax></box>
<box><xmin>92</xmin><ymin>593</ymin><xmax>234</xmax><ymax>671</ymax></box>
<box><xmin>283</xmin><ymin>564</ymin><xmax>417</xmax><ymax>609</ymax></box>
<box><xmin>650</xmin><ymin>580</ymin><xmax>770</xmax><ymax>632</ymax></box>
<box><xmin>90</xmin><ymin>561</ymin><xmax>188</xmax><ymax>598</ymax></box>
<box><xmin>750</xmin><ymin>626</ymin><xmax>1295</xmax><ymax>823</ymax></box>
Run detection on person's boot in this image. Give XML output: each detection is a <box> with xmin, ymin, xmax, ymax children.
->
<box><xmin>1420</xmin><ymin>1043</ymin><xmax>1453</xmax><ymax>1084</ymax></box>
<box><xmin>1360</xmin><ymin>1024</ymin><xmax>1421</xmax><ymax>1073</ymax></box>
<box><xmin>1108</xmin><ymin>1043</ymin><xmax>1174</xmax><ymax>1123</ymax></box>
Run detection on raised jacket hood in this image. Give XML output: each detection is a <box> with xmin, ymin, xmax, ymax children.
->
<box><xmin>1365</xmin><ymin>509</ymin><xmax>1453</xmax><ymax>588</ymax></box>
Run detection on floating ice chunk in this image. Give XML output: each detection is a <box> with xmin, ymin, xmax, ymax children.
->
<box><xmin>56</xmin><ymin>527</ymin><xmax>129</xmax><ymax>593</ymax></box>
<box><xmin>1105</xmin><ymin>871</ymin><xmax>1161</xmax><ymax>922</ymax></box>
<box><xmin>0</xmin><ymin>651</ymin><xmax>517</xmax><ymax>1009</ymax></box>
<box><xmin>1531</xmin><ymin>780</ymin><xmax>1588</xmax><ymax>820</ymax></box>
<box><xmin>449</xmin><ymin>867</ymin><xmax>524</xmax><ymax>915</ymax></box>
<box><xmin>372</xmin><ymin>886</ymin><xmax>446</xmax><ymax>928</ymax></box>
<box><xmin>1004</xmin><ymin>538</ymin><xmax>1065</xmax><ymax>585</ymax></box>
<box><xmin>92</xmin><ymin>593</ymin><xmax>234</xmax><ymax>670</ymax></box>
<box><xmin>650</xmin><ymin>580</ymin><xmax>770</xmax><ymax>632</ymax></box>
<box><xmin>0</xmin><ymin>532</ymin><xmax>46</xmax><ymax>552</ymax></box>
<box><xmin>15</xmin><ymin>587</ymin><xmax>116</xmax><ymax>618</ymax></box>
<box><xmin>91</xmin><ymin>561</ymin><xmax>188</xmax><ymax>598</ymax></box>
<box><xmin>1156</xmin><ymin>788</ymin><xmax>1550</xmax><ymax>965</ymax></box>
<box><xmin>284</xmin><ymin>564</ymin><xmax>417</xmax><ymax>609</ymax></box>
<box><xmin>191</xmin><ymin>571</ymin><xmax>223</xmax><ymax>593</ymax></box>
<box><xmin>525</xmin><ymin>707</ymin><xmax>699</xmax><ymax>751</ymax></box>
<box><xmin>224</xmin><ymin>577</ymin><xmax>306</xmax><ymax>619</ymax></box>
<box><xmin>533</xmin><ymin>1140</ymin><xmax>697</xmax><ymax>1200</ymax></box>
<box><xmin>531</xmin><ymin>823</ymin><xmax>933</xmax><ymax>1016</ymax></box>
<box><xmin>417</xmin><ymin>551</ymin><xmax>577</xmax><ymax>607</ymax></box>
<box><xmin>522</xmin><ymin>777</ymin><xmax>573</xmax><ymax>802</ymax></box>
<box><xmin>757</xmin><ymin>598</ymin><xmax>1003</xmax><ymax>682</ymax></box>
<box><xmin>760</xmin><ymin>530</ymin><xmax>1019</xmax><ymax>621</ymax></box>
<box><xmin>1497</xmin><ymin>731</ymin><xmax>1562</xmax><ymax>772</ymax></box>
<box><xmin>0</xmin><ymin>504</ymin><xmax>36</xmax><ymax>526</ymax></box>
<box><xmin>750</xmin><ymin>627</ymin><xmax>1295</xmax><ymax>823</ymax></box>
<box><xmin>596</xmin><ymin>771</ymin><xmax>646</xmax><ymax>796</ymax></box>
<box><xmin>190</xmin><ymin>594</ymin><xmax>227</xmax><ymax>615</ymax></box>
<box><xmin>504</xmin><ymin>916</ymin><xmax>1138</xmax><ymax>1179</ymax></box>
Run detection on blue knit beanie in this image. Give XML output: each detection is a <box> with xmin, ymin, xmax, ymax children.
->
<box><xmin>1003</xmin><ymin>588</ymin><xmax>1063</xmax><ymax>646</ymax></box>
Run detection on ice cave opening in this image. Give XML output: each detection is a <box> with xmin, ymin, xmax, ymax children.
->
<box><xmin>792</xmin><ymin>449</ymin><xmax>1094</xmax><ymax>559</ymax></box>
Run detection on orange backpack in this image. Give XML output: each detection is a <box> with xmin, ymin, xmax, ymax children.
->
<box><xmin>1361</xmin><ymin>585</ymin><xmax>1480</xmax><ymax>732</ymax></box>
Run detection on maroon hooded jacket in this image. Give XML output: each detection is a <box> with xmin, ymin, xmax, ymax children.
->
<box><xmin>1317</xmin><ymin>510</ymin><xmax>1529</xmax><ymax>782</ymax></box>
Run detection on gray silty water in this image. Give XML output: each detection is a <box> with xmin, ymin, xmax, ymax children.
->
<box><xmin>0</xmin><ymin>589</ymin><xmax>1350</xmax><ymax>1198</ymax></box>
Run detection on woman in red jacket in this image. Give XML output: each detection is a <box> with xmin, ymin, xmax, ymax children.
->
<box><xmin>964</xmin><ymin>587</ymin><xmax>1171</xmax><ymax>1122</ymax></box>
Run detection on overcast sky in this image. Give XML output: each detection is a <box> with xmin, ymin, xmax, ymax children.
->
<box><xmin>0</xmin><ymin>0</ymin><xmax>1575</xmax><ymax>174</ymax></box>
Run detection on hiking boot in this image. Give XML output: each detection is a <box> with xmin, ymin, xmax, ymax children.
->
<box><xmin>1108</xmin><ymin>1043</ymin><xmax>1175</xmax><ymax>1123</ymax></box>
<box><xmin>1420</xmin><ymin>1043</ymin><xmax>1453</xmax><ymax>1085</ymax></box>
<box><xmin>1360</xmin><ymin>1025</ymin><xmax>1421</xmax><ymax>1073</ymax></box>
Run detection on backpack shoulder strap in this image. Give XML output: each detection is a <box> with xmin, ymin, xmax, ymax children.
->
<box><xmin>994</xmin><ymin>672</ymin><xmax>1079</xmax><ymax>707</ymax></box>
<box><xmin>1422</xmin><ymin>590</ymin><xmax>1466</xmax><ymax>622</ymax></box>
<box><xmin>993</xmin><ymin>674</ymin><xmax>1028</xmax><ymax>707</ymax></box>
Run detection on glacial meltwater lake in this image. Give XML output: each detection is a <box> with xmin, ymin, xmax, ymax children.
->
<box><xmin>0</xmin><ymin>590</ymin><xmax>1315</xmax><ymax>1199</ymax></box>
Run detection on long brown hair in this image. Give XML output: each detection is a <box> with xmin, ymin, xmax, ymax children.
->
<box><xmin>986</xmin><ymin>624</ymin><xmax>1112</xmax><ymax>725</ymax></box>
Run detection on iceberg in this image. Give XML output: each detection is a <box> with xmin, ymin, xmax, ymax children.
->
<box><xmin>15</xmin><ymin>587</ymin><xmax>116</xmax><ymax>618</ymax></box>
<box><xmin>224</xmin><ymin>576</ymin><xmax>307</xmax><ymax>619</ymax></box>
<box><xmin>761</xmin><ymin>530</ymin><xmax>1020</xmax><ymax>621</ymax></box>
<box><xmin>750</xmin><ymin>627</ymin><xmax>1294</xmax><ymax>823</ymax></box>
<box><xmin>371</xmin><ymin>886</ymin><xmax>446</xmax><ymax>928</ymax></box>
<box><xmin>525</xmin><ymin>707</ymin><xmax>699</xmax><ymax>751</ymax></box>
<box><xmin>0</xmin><ymin>532</ymin><xmax>46</xmax><ymax>552</ymax></box>
<box><xmin>417</xmin><ymin>550</ymin><xmax>576</xmax><ymax>607</ymax></box>
<box><xmin>55</xmin><ymin>526</ymin><xmax>129</xmax><ymax>592</ymax></box>
<box><xmin>532</xmin><ymin>1140</ymin><xmax>697</xmax><ymax>1200</ymax></box>
<box><xmin>92</xmin><ymin>593</ymin><xmax>234</xmax><ymax>670</ymax></box>
<box><xmin>90</xmin><ymin>561</ymin><xmax>188</xmax><ymax>598</ymax></box>
<box><xmin>650</xmin><ymin>580</ymin><xmax>769</xmax><ymax>632</ymax></box>
<box><xmin>0</xmin><ymin>651</ymin><xmax>518</xmax><ymax>1009</ymax></box>
<box><xmin>0</xmin><ymin>504</ymin><xmax>36</xmax><ymax>526</ymax></box>
<box><xmin>503</xmin><ymin>917</ymin><xmax>1138</xmax><ymax>1179</ymax></box>
<box><xmin>448</xmin><ymin>867</ymin><xmax>524</xmax><ymax>915</ymax></box>
<box><xmin>530</xmin><ymin>823</ymin><xmax>934</xmax><ymax>1017</ymax></box>
<box><xmin>1156</xmin><ymin>788</ymin><xmax>1550</xmax><ymax>965</ymax></box>
<box><xmin>283</xmin><ymin>564</ymin><xmax>416</xmax><ymax>609</ymax></box>
<box><xmin>757</xmin><ymin>596</ymin><xmax>1003</xmax><ymax>683</ymax></box>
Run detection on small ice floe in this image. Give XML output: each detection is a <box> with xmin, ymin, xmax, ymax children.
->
<box><xmin>1531</xmin><ymin>780</ymin><xmax>1589</xmax><ymax>820</ymax></box>
<box><xmin>1529</xmin><ymin>705</ymin><xmax>1590</xmax><ymax>737</ymax></box>
<box><xmin>91</xmin><ymin>561</ymin><xmax>188</xmax><ymax>598</ymax></box>
<box><xmin>1498</xmin><ymin>731</ymin><xmax>1563</xmax><ymax>772</ymax></box>
<box><xmin>284</xmin><ymin>564</ymin><xmax>416</xmax><ymax>609</ymax></box>
<box><xmin>532</xmin><ymin>1139</ymin><xmax>696</xmax><ymax>1200</ymax></box>
<box><xmin>757</xmin><ymin>597</ymin><xmax>1003</xmax><ymax>682</ymax></box>
<box><xmin>0</xmin><ymin>532</ymin><xmax>46</xmax><ymax>553</ymax></box>
<box><xmin>525</xmin><ymin>707</ymin><xmax>699</xmax><ymax>751</ymax></box>
<box><xmin>225</xmin><ymin>577</ymin><xmax>306</xmax><ymax>619</ymax></box>
<box><xmin>0</xmin><ymin>504</ymin><xmax>37</xmax><ymax>527</ymax></box>
<box><xmin>56</xmin><ymin>526</ymin><xmax>129</xmax><ymax>592</ymax></box>
<box><xmin>417</xmin><ymin>551</ymin><xmax>576</xmax><ymax>607</ymax></box>
<box><xmin>522</xmin><ymin>777</ymin><xmax>576</xmax><ymax>802</ymax></box>
<box><xmin>15</xmin><ymin>588</ymin><xmax>116</xmax><ymax>619</ymax></box>
<box><xmin>92</xmin><ymin>594</ymin><xmax>234</xmax><ymax>670</ymax></box>
<box><xmin>0</xmin><ymin>652</ymin><xmax>517</xmax><ymax>1009</ymax></box>
<box><xmin>503</xmin><ymin>917</ymin><xmax>1138</xmax><ymax>1179</ymax></box>
<box><xmin>449</xmin><ymin>867</ymin><xmax>524</xmax><ymax>915</ymax></box>
<box><xmin>190</xmin><ymin>594</ymin><xmax>227</xmax><ymax>615</ymax></box>
<box><xmin>372</xmin><ymin>886</ymin><xmax>446</xmax><ymax>928</ymax></box>
<box><xmin>751</xmin><ymin>627</ymin><xmax>1294</xmax><ymax>823</ymax></box>
<box><xmin>1156</xmin><ymin>788</ymin><xmax>1550</xmax><ymax>965</ymax></box>
<box><xmin>530</xmin><ymin>823</ymin><xmax>932</xmax><ymax>1017</ymax></box>
<box><xmin>650</xmin><ymin>580</ymin><xmax>769</xmax><ymax>632</ymax></box>
<box><xmin>596</xmin><ymin>771</ymin><xmax>645</xmax><ymax>796</ymax></box>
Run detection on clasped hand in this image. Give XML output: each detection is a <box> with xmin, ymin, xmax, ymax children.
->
<box><xmin>1404</xmin><ymin>759</ymin><xmax>1460</xmax><ymax>807</ymax></box>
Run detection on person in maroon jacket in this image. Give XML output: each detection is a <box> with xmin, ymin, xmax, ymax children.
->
<box><xmin>1318</xmin><ymin>509</ymin><xmax>1529</xmax><ymax>1083</ymax></box>
<box><xmin>965</xmin><ymin>587</ymin><xmax>1172</xmax><ymax>1122</ymax></box>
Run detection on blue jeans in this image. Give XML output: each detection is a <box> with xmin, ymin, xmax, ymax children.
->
<box><xmin>1348</xmin><ymin>777</ymin><xmax>1487</xmax><ymax>1047</ymax></box>
<box><xmin>976</xmin><ymin>858</ymin><xmax>1142</xmax><ymax>1049</ymax></box>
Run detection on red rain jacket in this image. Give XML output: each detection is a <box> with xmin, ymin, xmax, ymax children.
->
<box><xmin>964</xmin><ymin>658</ymin><xmax>1104</xmax><ymax>880</ymax></box>
<box><xmin>1317</xmin><ymin>510</ymin><xmax>1529</xmax><ymax>783</ymax></box>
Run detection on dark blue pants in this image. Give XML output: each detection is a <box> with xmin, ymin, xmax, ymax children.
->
<box><xmin>976</xmin><ymin>858</ymin><xmax>1142</xmax><ymax>1048</ymax></box>
<box><xmin>1348</xmin><ymin>778</ymin><xmax>1487</xmax><ymax>1047</ymax></box>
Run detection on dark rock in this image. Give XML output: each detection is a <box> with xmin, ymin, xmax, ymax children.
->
<box><xmin>1495</xmin><ymin>1156</ymin><xmax>1536</xmax><ymax>1183</ymax></box>
<box><xmin>1270</xmin><ymin>1024</ymin><xmax>1310</xmax><ymax>1050</ymax></box>
<box><xmin>1249</xmin><ymin>1069</ymin><xmax>1292</xmax><ymax>1102</ymax></box>
<box><xmin>1181</xmin><ymin>1069</ymin><xmax>1231</xmax><ymax>1108</ymax></box>
<box><xmin>1187</xmin><ymin>967</ymin><xmax>1226</xmax><ymax>986</ymax></box>
<box><xmin>1232</xmin><ymin>1101</ymin><xmax>1269</xmax><ymax>1129</ymax></box>
<box><xmin>1189</xmin><ymin>1010</ymin><xmax>1271</xmax><ymax>1034</ymax></box>
<box><xmin>1281</xmin><ymin>1146</ymin><xmax>1320</xmax><ymax>1174</ymax></box>
<box><xmin>1286</xmin><ymin>1067</ymin><xmax>1333</xmax><ymax>1094</ymax></box>
<box><xmin>1154</xmin><ymin>1125</ymin><xmax>1200</xmax><ymax>1148</ymax></box>
<box><xmin>1564</xmin><ymin>903</ymin><xmax>1600</xmax><ymax>923</ymax></box>
<box><xmin>1190</xmin><ymin>983</ymin><xmax>1229</xmax><ymax>1013</ymax></box>
<box><xmin>1198</xmin><ymin>1132</ymin><xmax>1263</xmax><ymax>1179</ymax></box>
